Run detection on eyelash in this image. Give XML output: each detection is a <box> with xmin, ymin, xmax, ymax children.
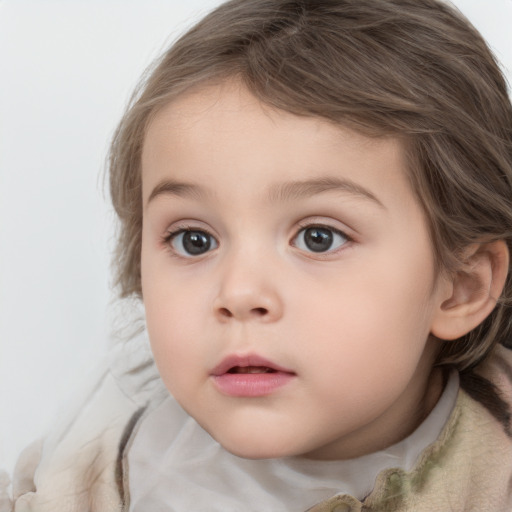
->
<box><xmin>292</xmin><ymin>222</ymin><xmax>351</xmax><ymax>255</ymax></box>
<box><xmin>162</xmin><ymin>222</ymin><xmax>352</xmax><ymax>258</ymax></box>
<box><xmin>161</xmin><ymin>225</ymin><xmax>219</xmax><ymax>258</ymax></box>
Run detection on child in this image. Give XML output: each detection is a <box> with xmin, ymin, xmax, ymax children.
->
<box><xmin>4</xmin><ymin>0</ymin><xmax>512</xmax><ymax>510</ymax></box>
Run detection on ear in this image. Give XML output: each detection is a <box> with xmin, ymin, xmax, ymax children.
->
<box><xmin>431</xmin><ymin>240</ymin><xmax>509</xmax><ymax>341</ymax></box>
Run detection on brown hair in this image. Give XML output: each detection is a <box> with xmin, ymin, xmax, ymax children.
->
<box><xmin>109</xmin><ymin>0</ymin><xmax>512</xmax><ymax>371</ymax></box>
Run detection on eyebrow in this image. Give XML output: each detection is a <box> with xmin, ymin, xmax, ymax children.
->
<box><xmin>147</xmin><ymin>179</ymin><xmax>208</xmax><ymax>205</ymax></box>
<box><xmin>267</xmin><ymin>177</ymin><xmax>385</xmax><ymax>208</ymax></box>
<box><xmin>146</xmin><ymin>176</ymin><xmax>385</xmax><ymax>209</ymax></box>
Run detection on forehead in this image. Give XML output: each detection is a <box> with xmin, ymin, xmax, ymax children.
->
<box><xmin>141</xmin><ymin>81</ymin><xmax>414</xmax><ymax>213</ymax></box>
<box><xmin>144</xmin><ymin>82</ymin><xmax>392</xmax><ymax>150</ymax></box>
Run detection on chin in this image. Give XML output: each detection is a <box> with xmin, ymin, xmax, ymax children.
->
<box><xmin>223</xmin><ymin>443</ymin><xmax>288</xmax><ymax>460</ymax></box>
<box><xmin>213</xmin><ymin>431</ymin><xmax>301</xmax><ymax>460</ymax></box>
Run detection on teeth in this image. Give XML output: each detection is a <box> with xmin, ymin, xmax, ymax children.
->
<box><xmin>231</xmin><ymin>366</ymin><xmax>273</xmax><ymax>374</ymax></box>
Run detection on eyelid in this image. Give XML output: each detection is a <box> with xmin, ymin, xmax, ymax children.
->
<box><xmin>163</xmin><ymin>220</ymin><xmax>217</xmax><ymax>240</ymax></box>
<box><xmin>295</xmin><ymin>217</ymin><xmax>353</xmax><ymax>240</ymax></box>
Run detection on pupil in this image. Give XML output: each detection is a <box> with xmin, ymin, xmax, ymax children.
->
<box><xmin>304</xmin><ymin>227</ymin><xmax>333</xmax><ymax>252</ymax></box>
<box><xmin>183</xmin><ymin>231</ymin><xmax>211</xmax><ymax>255</ymax></box>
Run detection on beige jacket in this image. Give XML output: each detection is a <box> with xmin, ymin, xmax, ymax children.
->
<box><xmin>3</xmin><ymin>338</ymin><xmax>512</xmax><ymax>512</ymax></box>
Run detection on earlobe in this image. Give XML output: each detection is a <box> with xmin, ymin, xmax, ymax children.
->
<box><xmin>430</xmin><ymin>240</ymin><xmax>509</xmax><ymax>341</ymax></box>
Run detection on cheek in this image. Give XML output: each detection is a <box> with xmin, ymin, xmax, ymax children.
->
<box><xmin>145</xmin><ymin>300</ymin><xmax>204</xmax><ymax>398</ymax></box>
<box><xmin>142</xmin><ymin>262</ymin><xmax>210</xmax><ymax>391</ymax></box>
<box><xmin>292</xmin><ymin>246</ymin><xmax>437</xmax><ymax>383</ymax></box>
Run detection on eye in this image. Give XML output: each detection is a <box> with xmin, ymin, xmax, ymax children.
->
<box><xmin>293</xmin><ymin>225</ymin><xmax>348</xmax><ymax>253</ymax></box>
<box><xmin>168</xmin><ymin>229</ymin><xmax>218</xmax><ymax>257</ymax></box>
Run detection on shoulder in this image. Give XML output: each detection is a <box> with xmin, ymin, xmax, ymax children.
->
<box><xmin>8</xmin><ymin>332</ymin><xmax>165</xmax><ymax>512</ymax></box>
<box><xmin>462</xmin><ymin>343</ymin><xmax>512</xmax><ymax>435</ymax></box>
<box><xmin>360</xmin><ymin>345</ymin><xmax>512</xmax><ymax>512</ymax></box>
<box><xmin>437</xmin><ymin>344</ymin><xmax>512</xmax><ymax>511</ymax></box>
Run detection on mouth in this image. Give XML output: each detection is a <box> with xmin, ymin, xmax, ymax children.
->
<box><xmin>211</xmin><ymin>354</ymin><xmax>296</xmax><ymax>397</ymax></box>
<box><xmin>211</xmin><ymin>354</ymin><xmax>294</xmax><ymax>377</ymax></box>
<box><xmin>227</xmin><ymin>366</ymin><xmax>277</xmax><ymax>374</ymax></box>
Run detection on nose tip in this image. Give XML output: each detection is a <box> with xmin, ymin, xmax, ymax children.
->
<box><xmin>213</xmin><ymin>252</ymin><xmax>284</xmax><ymax>323</ymax></box>
<box><xmin>214</xmin><ymin>288</ymin><xmax>283</xmax><ymax>323</ymax></box>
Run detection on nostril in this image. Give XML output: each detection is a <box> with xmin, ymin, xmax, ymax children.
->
<box><xmin>215</xmin><ymin>304</ymin><xmax>272</xmax><ymax>320</ymax></box>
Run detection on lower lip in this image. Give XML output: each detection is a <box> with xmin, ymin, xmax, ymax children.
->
<box><xmin>212</xmin><ymin>372</ymin><xmax>295</xmax><ymax>397</ymax></box>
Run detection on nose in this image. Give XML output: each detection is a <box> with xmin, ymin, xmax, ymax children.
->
<box><xmin>213</xmin><ymin>257</ymin><xmax>284</xmax><ymax>323</ymax></box>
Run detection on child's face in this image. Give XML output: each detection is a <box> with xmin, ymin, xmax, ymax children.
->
<box><xmin>140</xmin><ymin>82</ymin><xmax>450</xmax><ymax>460</ymax></box>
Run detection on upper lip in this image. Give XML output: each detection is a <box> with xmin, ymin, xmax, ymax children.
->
<box><xmin>211</xmin><ymin>353</ymin><xmax>295</xmax><ymax>376</ymax></box>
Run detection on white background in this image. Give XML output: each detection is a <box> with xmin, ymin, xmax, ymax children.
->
<box><xmin>1</xmin><ymin>0</ymin><xmax>511</xmax><ymax>476</ymax></box>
